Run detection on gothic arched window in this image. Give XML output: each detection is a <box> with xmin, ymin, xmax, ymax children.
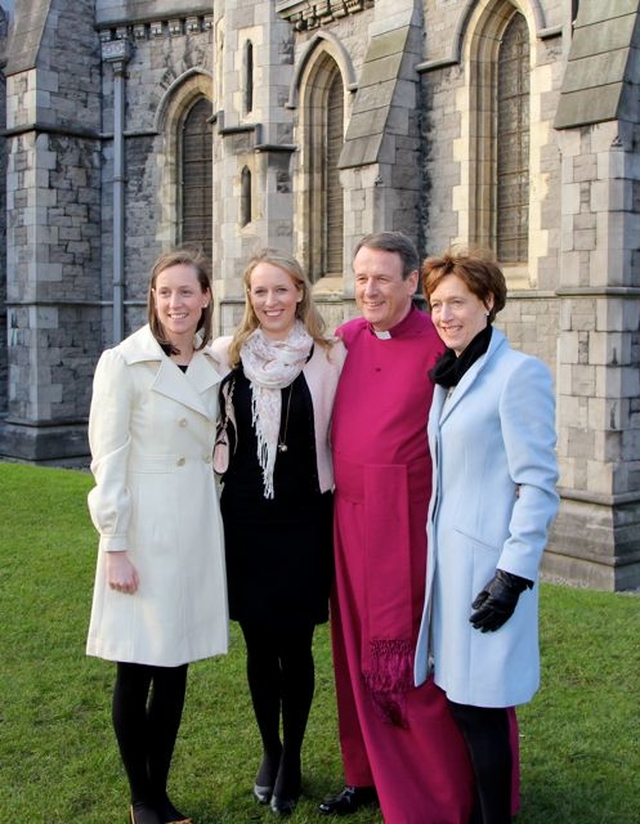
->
<box><xmin>181</xmin><ymin>97</ymin><xmax>212</xmax><ymax>260</ymax></box>
<box><xmin>299</xmin><ymin>52</ymin><xmax>345</xmax><ymax>282</ymax></box>
<box><xmin>497</xmin><ymin>13</ymin><xmax>530</xmax><ymax>263</ymax></box>
<box><xmin>325</xmin><ymin>71</ymin><xmax>344</xmax><ymax>276</ymax></box>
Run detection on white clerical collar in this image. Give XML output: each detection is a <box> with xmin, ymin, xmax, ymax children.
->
<box><xmin>373</xmin><ymin>329</ymin><xmax>392</xmax><ymax>340</ymax></box>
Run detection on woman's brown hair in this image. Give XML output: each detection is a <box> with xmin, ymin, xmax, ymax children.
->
<box><xmin>147</xmin><ymin>247</ymin><xmax>213</xmax><ymax>352</ymax></box>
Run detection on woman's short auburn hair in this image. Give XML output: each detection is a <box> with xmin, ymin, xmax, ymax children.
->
<box><xmin>421</xmin><ymin>250</ymin><xmax>507</xmax><ymax>323</ymax></box>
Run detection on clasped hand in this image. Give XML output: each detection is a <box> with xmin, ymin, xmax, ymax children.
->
<box><xmin>470</xmin><ymin>569</ymin><xmax>532</xmax><ymax>632</ymax></box>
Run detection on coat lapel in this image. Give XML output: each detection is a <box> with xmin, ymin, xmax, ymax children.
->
<box><xmin>151</xmin><ymin>350</ymin><xmax>222</xmax><ymax>419</ymax></box>
<box><xmin>118</xmin><ymin>326</ymin><xmax>222</xmax><ymax>420</ymax></box>
<box><xmin>437</xmin><ymin>329</ymin><xmax>507</xmax><ymax>425</ymax></box>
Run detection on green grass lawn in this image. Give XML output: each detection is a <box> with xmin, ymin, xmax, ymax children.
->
<box><xmin>0</xmin><ymin>461</ymin><xmax>638</xmax><ymax>823</ymax></box>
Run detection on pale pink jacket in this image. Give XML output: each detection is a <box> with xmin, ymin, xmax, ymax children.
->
<box><xmin>211</xmin><ymin>335</ymin><xmax>346</xmax><ymax>492</ymax></box>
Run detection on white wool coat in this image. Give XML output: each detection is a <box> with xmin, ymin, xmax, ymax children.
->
<box><xmin>86</xmin><ymin>325</ymin><xmax>229</xmax><ymax>666</ymax></box>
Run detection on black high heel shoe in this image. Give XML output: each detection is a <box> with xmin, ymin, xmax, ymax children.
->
<box><xmin>270</xmin><ymin>792</ymin><xmax>298</xmax><ymax>817</ymax></box>
<box><xmin>253</xmin><ymin>747</ymin><xmax>282</xmax><ymax>804</ymax></box>
<box><xmin>253</xmin><ymin>782</ymin><xmax>273</xmax><ymax>804</ymax></box>
<box><xmin>270</xmin><ymin>753</ymin><xmax>301</xmax><ymax>817</ymax></box>
<box><xmin>129</xmin><ymin>802</ymin><xmax>162</xmax><ymax>824</ymax></box>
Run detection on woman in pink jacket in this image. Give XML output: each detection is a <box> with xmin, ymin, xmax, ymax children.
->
<box><xmin>212</xmin><ymin>249</ymin><xmax>345</xmax><ymax>817</ymax></box>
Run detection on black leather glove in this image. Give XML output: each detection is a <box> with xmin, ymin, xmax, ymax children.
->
<box><xmin>470</xmin><ymin>569</ymin><xmax>533</xmax><ymax>632</ymax></box>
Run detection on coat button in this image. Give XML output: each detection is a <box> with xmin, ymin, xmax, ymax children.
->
<box><xmin>176</xmin><ymin>457</ymin><xmax>186</xmax><ymax>467</ymax></box>
<box><xmin>179</xmin><ymin>418</ymin><xmax>187</xmax><ymax>427</ymax></box>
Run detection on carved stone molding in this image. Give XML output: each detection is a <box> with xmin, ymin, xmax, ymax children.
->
<box><xmin>99</xmin><ymin>15</ymin><xmax>213</xmax><ymax>44</ymax></box>
<box><xmin>275</xmin><ymin>0</ymin><xmax>374</xmax><ymax>31</ymax></box>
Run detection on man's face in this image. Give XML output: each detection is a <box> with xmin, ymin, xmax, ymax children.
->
<box><xmin>353</xmin><ymin>246</ymin><xmax>418</xmax><ymax>332</ymax></box>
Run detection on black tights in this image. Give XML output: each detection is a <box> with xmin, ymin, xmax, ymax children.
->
<box><xmin>112</xmin><ymin>661</ymin><xmax>188</xmax><ymax>820</ymax></box>
<box><xmin>240</xmin><ymin>620</ymin><xmax>316</xmax><ymax>799</ymax></box>
<box><xmin>447</xmin><ymin>700</ymin><xmax>512</xmax><ymax>824</ymax></box>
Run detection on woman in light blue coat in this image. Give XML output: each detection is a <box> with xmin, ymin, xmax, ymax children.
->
<box><xmin>414</xmin><ymin>252</ymin><xmax>559</xmax><ymax>824</ymax></box>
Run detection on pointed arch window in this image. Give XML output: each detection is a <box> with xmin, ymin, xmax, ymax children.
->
<box><xmin>180</xmin><ymin>97</ymin><xmax>212</xmax><ymax>260</ymax></box>
<box><xmin>301</xmin><ymin>54</ymin><xmax>344</xmax><ymax>282</ymax></box>
<box><xmin>326</xmin><ymin>72</ymin><xmax>344</xmax><ymax>275</ymax></box>
<box><xmin>467</xmin><ymin>5</ymin><xmax>531</xmax><ymax>275</ymax></box>
<box><xmin>496</xmin><ymin>13</ymin><xmax>529</xmax><ymax>262</ymax></box>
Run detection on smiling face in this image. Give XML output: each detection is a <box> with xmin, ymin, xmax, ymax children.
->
<box><xmin>353</xmin><ymin>246</ymin><xmax>418</xmax><ymax>332</ymax></box>
<box><xmin>152</xmin><ymin>263</ymin><xmax>210</xmax><ymax>346</ymax></box>
<box><xmin>429</xmin><ymin>273</ymin><xmax>493</xmax><ymax>355</ymax></box>
<box><xmin>248</xmin><ymin>261</ymin><xmax>303</xmax><ymax>340</ymax></box>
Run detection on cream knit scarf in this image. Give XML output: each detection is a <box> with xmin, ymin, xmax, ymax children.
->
<box><xmin>240</xmin><ymin>321</ymin><xmax>313</xmax><ymax>498</ymax></box>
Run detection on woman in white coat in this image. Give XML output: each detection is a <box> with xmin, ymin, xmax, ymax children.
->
<box><xmin>414</xmin><ymin>251</ymin><xmax>559</xmax><ymax>824</ymax></box>
<box><xmin>86</xmin><ymin>248</ymin><xmax>228</xmax><ymax>824</ymax></box>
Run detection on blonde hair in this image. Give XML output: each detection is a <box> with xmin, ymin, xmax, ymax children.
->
<box><xmin>148</xmin><ymin>247</ymin><xmax>213</xmax><ymax>351</ymax></box>
<box><xmin>227</xmin><ymin>249</ymin><xmax>329</xmax><ymax>368</ymax></box>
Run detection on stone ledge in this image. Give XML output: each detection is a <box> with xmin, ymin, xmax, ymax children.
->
<box><xmin>0</xmin><ymin>421</ymin><xmax>89</xmax><ymax>464</ymax></box>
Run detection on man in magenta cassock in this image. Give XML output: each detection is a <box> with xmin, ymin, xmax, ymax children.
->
<box><xmin>319</xmin><ymin>232</ymin><xmax>475</xmax><ymax>823</ymax></box>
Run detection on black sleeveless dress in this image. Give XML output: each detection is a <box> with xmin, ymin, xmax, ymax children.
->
<box><xmin>219</xmin><ymin>366</ymin><xmax>333</xmax><ymax>629</ymax></box>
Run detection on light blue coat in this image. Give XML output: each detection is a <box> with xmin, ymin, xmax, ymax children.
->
<box><xmin>414</xmin><ymin>329</ymin><xmax>559</xmax><ymax>707</ymax></box>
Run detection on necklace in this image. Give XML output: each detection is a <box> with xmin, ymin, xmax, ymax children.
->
<box><xmin>278</xmin><ymin>384</ymin><xmax>294</xmax><ymax>453</ymax></box>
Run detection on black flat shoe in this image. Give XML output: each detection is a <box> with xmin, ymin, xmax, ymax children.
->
<box><xmin>318</xmin><ymin>785</ymin><xmax>378</xmax><ymax>816</ymax></box>
<box><xmin>253</xmin><ymin>783</ymin><xmax>273</xmax><ymax>804</ymax></box>
<box><xmin>270</xmin><ymin>793</ymin><xmax>297</xmax><ymax>816</ymax></box>
<box><xmin>129</xmin><ymin>802</ymin><xmax>162</xmax><ymax>824</ymax></box>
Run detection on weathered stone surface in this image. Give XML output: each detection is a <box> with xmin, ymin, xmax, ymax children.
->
<box><xmin>1</xmin><ymin>1</ymin><xmax>640</xmax><ymax>588</ymax></box>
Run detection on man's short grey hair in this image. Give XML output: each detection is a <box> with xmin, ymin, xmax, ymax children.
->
<box><xmin>352</xmin><ymin>231</ymin><xmax>419</xmax><ymax>280</ymax></box>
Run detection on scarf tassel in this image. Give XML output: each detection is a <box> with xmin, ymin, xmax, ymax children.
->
<box><xmin>362</xmin><ymin>638</ymin><xmax>414</xmax><ymax>728</ymax></box>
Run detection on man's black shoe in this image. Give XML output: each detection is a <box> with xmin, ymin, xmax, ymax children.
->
<box><xmin>318</xmin><ymin>785</ymin><xmax>378</xmax><ymax>816</ymax></box>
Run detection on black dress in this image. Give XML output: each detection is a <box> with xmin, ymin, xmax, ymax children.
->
<box><xmin>220</xmin><ymin>366</ymin><xmax>333</xmax><ymax>629</ymax></box>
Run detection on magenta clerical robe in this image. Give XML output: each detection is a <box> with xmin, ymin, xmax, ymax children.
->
<box><xmin>329</xmin><ymin>307</ymin><xmax>474</xmax><ymax>824</ymax></box>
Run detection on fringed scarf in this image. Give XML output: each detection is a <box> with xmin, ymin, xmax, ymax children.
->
<box><xmin>240</xmin><ymin>321</ymin><xmax>312</xmax><ymax>498</ymax></box>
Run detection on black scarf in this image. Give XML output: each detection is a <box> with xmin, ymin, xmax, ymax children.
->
<box><xmin>430</xmin><ymin>325</ymin><xmax>493</xmax><ymax>388</ymax></box>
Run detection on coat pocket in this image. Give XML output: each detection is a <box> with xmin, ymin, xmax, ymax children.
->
<box><xmin>451</xmin><ymin>525</ymin><xmax>502</xmax><ymax>596</ymax></box>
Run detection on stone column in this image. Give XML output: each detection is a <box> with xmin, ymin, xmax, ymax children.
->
<box><xmin>0</xmin><ymin>0</ymin><xmax>102</xmax><ymax>463</ymax></box>
<box><xmin>549</xmin><ymin>122</ymin><xmax>640</xmax><ymax>589</ymax></box>
<box><xmin>212</xmin><ymin>0</ymin><xmax>296</xmax><ymax>335</ymax></box>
